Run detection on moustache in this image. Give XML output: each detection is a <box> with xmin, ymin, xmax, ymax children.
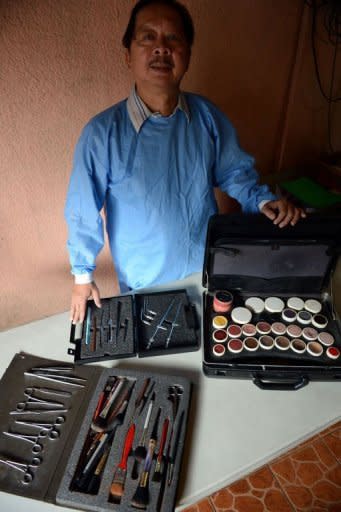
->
<box><xmin>149</xmin><ymin>57</ymin><xmax>173</xmax><ymax>68</ymax></box>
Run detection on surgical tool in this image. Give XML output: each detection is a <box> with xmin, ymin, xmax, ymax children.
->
<box><xmin>147</xmin><ymin>297</ymin><xmax>176</xmax><ymax>349</ymax></box>
<box><xmin>0</xmin><ymin>455</ymin><xmax>40</xmax><ymax>485</ymax></box>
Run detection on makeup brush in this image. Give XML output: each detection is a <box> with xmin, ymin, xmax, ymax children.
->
<box><xmin>131</xmin><ymin>407</ymin><xmax>161</xmax><ymax>509</ymax></box>
<box><xmin>152</xmin><ymin>417</ymin><xmax>169</xmax><ymax>482</ymax></box>
<box><xmin>131</xmin><ymin>393</ymin><xmax>155</xmax><ymax>479</ymax></box>
<box><xmin>109</xmin><ymin>423</ymin><xmax>135</xmax><ymax>503</ymax></box>
<box><xmin>167</xmin><ymin>411</ymin><xmax>184</xmax><ymax>486</ymax></box>
<box><xmin>92</xmin><ymin>379</ymin><xmax>131</xmax><ymax>433</ymax></box>
<box><xmin>109</xmin><ymin>378</ymin><xmax>154</xmax><ymax>497</ymax></box>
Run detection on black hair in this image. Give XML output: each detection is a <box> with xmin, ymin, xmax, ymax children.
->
<box><xmin>122</xmin><ymin>0</ymin><xmax>194</xmax><ymax>49</ymax></box>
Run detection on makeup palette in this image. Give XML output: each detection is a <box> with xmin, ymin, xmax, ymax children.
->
<box><xmin>207</xmin><ymin>286</ymin><xmax>341</xmax><ymax>363</ymax></box>
<box><xmin>202</xmin><ymin>212</ymin><xmax>341</xmax><ymax>387</ymax></box>
<box><xmin>208</xmin><ymin>289</ymin><xmax>338</xmax><ymax>362</ymax></box>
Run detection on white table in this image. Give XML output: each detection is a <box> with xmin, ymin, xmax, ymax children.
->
<box><xmin>0</xmin><ymin>273</ymin><xmax>340</xmax><ymax>511</ymax></box>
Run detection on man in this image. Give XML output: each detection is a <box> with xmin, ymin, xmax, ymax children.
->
<box><xmin>65</xmin><ymin>0</ymin><xmax>305</xmax><ymax>324</ymax></box>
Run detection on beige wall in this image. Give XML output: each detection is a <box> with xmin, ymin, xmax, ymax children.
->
<box><xmin>0</xmin><ymin>0</ymin><xmax>338</xmax><ymax>330</ymax></box>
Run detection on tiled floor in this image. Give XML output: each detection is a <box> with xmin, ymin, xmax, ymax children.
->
<box><xmin>183</xmin><ymin>420</ymin><xmax>341</xmax><ymax>512</ymax></box>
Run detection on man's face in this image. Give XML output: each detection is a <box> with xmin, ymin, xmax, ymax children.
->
<box><xmin>126</xmin><ymin>3</ymin><xmax>191</xmax><ymax>94</ymax></box>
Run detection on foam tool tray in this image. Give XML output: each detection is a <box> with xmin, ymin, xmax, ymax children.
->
<box><xmin>68</xmin><ymin>289</ymin><xmax>199</xmax><ymax>364</ymax></box>
<box><xmin>202</xmin><ymin>212</ymin><xmax>341</xmax><ymax>389</ymax></box>
<box><xmin>0</xmin><ymin>352</ymin><xmax>191</xmax><ymax>512</ymax></box>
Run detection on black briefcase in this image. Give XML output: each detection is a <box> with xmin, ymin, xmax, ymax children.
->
<box><xmin>202</xmin><ymin>212</ymin><xmax>341</xmax><ymax>390</ymax></box>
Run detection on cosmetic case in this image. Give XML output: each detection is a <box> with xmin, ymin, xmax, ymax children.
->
<box><xmin>202</xmin><ymin>212</ymin><xmax>341</xmax><ymax>389</ymax></box>
<box><xmin>68</xmin><ymin>289</ymin><xmax>199</xmax><ymax>364</ymax></box>
<box><xmin>0</xmin><ymin>352</ymin><xmax>191</xmax><ymax>512</ymax></box>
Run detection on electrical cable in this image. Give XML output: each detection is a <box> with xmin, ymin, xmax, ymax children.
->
<box><xmin>305</xmin><ymin>0</ymin><xmax>341</xmax><ymax>152</ymax></box>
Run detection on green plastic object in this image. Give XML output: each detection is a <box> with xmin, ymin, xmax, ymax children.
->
<box><xmin>280</xmin><ymin>177</ymin><xmax>341</xmax><ymax>209</ymax></box>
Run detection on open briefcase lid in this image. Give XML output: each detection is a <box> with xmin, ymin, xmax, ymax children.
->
<box><xmin>202</xmin><ymin>212</ymin><xmax>341</xmax><ymax>296</ymax></box>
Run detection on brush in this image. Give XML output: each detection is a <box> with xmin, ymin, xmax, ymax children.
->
<box><xmin>131</xmin><ymin>392</ymin><xmax>155</xmax><ymax>479</ymax></box>
<box><xmin>152</xmin><ymin>417</ymin><xmax>169</xmax><ymax>482</ymax></box>
<box><xmin>109</xmin><ymin>423</ymin><xmax>135</xmax><ymax>503</ymax></box>
<box><xmin>131</xmin><ymin>407</ymin><xmax>161</xmax><ymax>509</ymax></box>
<box><xmin>75</xmin><ymin>401</ymin><xmax>128</xmax><ymax>492</ymax></box>
<box><xmin>108</xmin><ymin>378</ymin><xmax>153</xmax><ymax>499</ymax></box>
<box><xmin>167</xmin><ymin>410</ymin><xmax>184</xmax><ymax>486</ymax></box>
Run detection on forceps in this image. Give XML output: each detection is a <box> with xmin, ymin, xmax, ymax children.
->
<box><xmin>24</xmin><ymin>386</ymin><xmax>72</xmax><ymax>398</ymax></box>
<box><xmin>147</xmin><ymin>297</ymin><xmax>176</xmax><ymax>348</ymax></box>
<box><xmin>14</xmin><ymin>415</ymin><xmax>65</xmax><ymax>440</ymax></box>
<box><xmin>165</xmin><ymin>300</ymin><xmax>182</xmax><ymax>348</ymax></box>
<box><xmin>24</xmin><ymin>370</ymin><xmax>86</xmax><ymax>388</ymax></box>
<box><xmin>0</xmin><ymin>455</ymin><xmax>40</xmax><ymax>485</ymax></box>
<box><xmin>15</xmin><ymin>389</ymin><xmax>65</xmax><ymax>412</ymax></box>
<box><xmin>3</xmin><ymin>431</ymin><xmax>43</xmax><ymax>454</ymax></box>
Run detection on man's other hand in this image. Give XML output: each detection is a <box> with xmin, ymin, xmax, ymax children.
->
<box><xmin>261</xmin><ymin>198</ymin><xmax>306</xmax><ymax>228</ymax></box>
<box><xmin>70</xmin><ymin>282</ymin><xmax>101</xmax><ymax>324</ymax></box>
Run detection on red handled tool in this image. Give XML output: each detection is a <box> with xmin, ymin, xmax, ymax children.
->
<box><xmin>109</xmin><ymin>423</ymin><xmax>136</xmax><ymax>503</ymax></box>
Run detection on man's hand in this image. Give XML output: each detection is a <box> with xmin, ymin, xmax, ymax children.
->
<box><xmin>70</xmin><ymin>282</ymin><xmax>101</xmax><ymax>324</ymax></box>
<box><xmin>261</xmin><ymin>198</ymin><xmax>306</xmax><ymax>228</ymax></box>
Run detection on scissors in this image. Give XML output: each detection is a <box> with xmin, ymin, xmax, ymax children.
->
<box><xmin>168</xmin><ymin>385</ymin><xmax>183</xmax><ymax>420</ymax></box>
<box><xmin>3</xmin><ymin>431</ymin><xmax>43</xmax><ymax>454</ymax></box>
<box><xmin>0</xmin><ymin>455</ymin><xmax>40</xmax><ymax>485</ymax></box>
<box><xmin>15</xmin><ymin>389</ymin><xmax>65</xmax><ymax>412</ymax></box>
<box><xmin>14</xmin><ymin>415</ymin><xmax>65</xmax><ymax>440</ymax></box>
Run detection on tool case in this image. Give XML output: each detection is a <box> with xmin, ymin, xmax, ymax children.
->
<box><xmin>0</xmin><ymin>352</ymin><xmax>191</xmax><ymax>512</ymax></box>
<box><xmin>68</xmin><ymin>289</ymin><xmax>199</xmax><ymax>364</ymax></box>
<box><xmin>202</xmin><ymin>212</ymin><xmax>341</xmax><ymax>389</ymax></box>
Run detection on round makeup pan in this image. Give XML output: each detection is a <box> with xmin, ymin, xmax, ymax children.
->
<box><xmin>306</xmin><ymin>341</ymin><xmax>323</xmax><ymax>357</ymax></box>
<box><xmin>297</xmin><ymin>310</ymin><xmax>312</xmax><ymax>325</ymax></box>
<box><xmin>326</xmin><ymin>346</ymin><xmax>340</xmax><ymax>359</ymax></box>
<box><xmin>304</xmin><ymin>299</ymin><xmax>322</xmax><ymax>314</ymax></box>
<box><xmin>282</xmin><ymin>308</ymin><xmax>297</xmax><ymax>323</ymax></box>
<box><xmin>244</xmin><ymin>337</ymin><xmax>259</xmax><ymax>351</ymax></box>
<box><xmin>245</xmin><ymin>297</ymin><xmax>265</xmax><ymax>314</ymax></box>
<box><xmin>231</xmin><ymin>307</ymin><xmax>252</xmax><ymax>325</ymax></box>
<box><xmin>227</xmin><ymin>324</ymin><xmax>242</xmax><ymax>339</ymax></box>
<box><xmin>259</xmin><ymin>335</ymin><xmax>274</xmax><ymax>350</ymax></box>
<box><xmin>242</xmin><ymin>323</ymin><xmax>257</xmax><ymax>337</ymax></box>
<box><xmin>213</xmin><ymin>343</ymin><xmax>226</xmax><ymax>357</ymax></box>
<box><xmin>290</xmin><ymin>339</ymin><xmax>306</xmax><ymax>354</ymax></box>
<box><xmin>275</xmin><ymin>336</ymin><xmax>290</xmax><ymax>351</ymax></box>
<box><xmin>256</xmin><ymin>321</ymin><xmax>272</xmax><ymax>335</ymax></box>
<box><xmin>264</xmin><ymin>296</ymin><xmax>285</xmax><ymax>313</ymax></box>
<box><xmin>318</xmin><ymin>332</ymin><xmax>334</xmax><ymax>346</ymax></box>
<box><xmin>286</xmin><ymin>324</ymin><xmax>302</xmax><ymax>339</ymax></box>
<box><xmin>212</xmin><ymin>329</ymin><xmax>228</xmax><ymax>343</ymax></box>
<box><xmin>312</xmin><ymin>314</ymin><xmax>328</xmax><ymax>329</ymax></box>
<box><xmin>287</xmin><ymin>296</ymin><xmax>304</xmax><ymax>311</ymax></box>
<box><xmin>228</xmin><ymin>339</ymin><xmax>243</xmax><ymax>354</ymax></box>
<box><xmin>271</xmin><ymin>322</ymin><xmax>287</xmax><ymax>336</ymax></box>
<box><xmin>302</xmin><ymin>327</ymin><xmax>318</xmax><ymax>341</ymax></box>
<box><xmin>212</xmin><ymin>315</ymin><xmax>228</xmax><ymax>330</ymax></box>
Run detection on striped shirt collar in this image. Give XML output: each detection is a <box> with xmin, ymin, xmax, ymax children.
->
<box><xmin>127</xmin><ymin>86</ymin><xmax>190</xmax><ymax>132</ymax></box>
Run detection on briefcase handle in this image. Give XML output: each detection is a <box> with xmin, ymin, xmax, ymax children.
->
<box><xmin>253</xmin><ymin>376</ymin><xmax>309</xmax><ymax>391</ymax></box>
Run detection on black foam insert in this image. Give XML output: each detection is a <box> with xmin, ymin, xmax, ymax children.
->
<box><xmin>69</xmin><ymin>290</ymin><xmax>199</xmax><ymax>364</ymax></box>
<box><xmin>57</xmin><ymin>369</ymin><xmax>191</xmax><ymax>512</ymax></box>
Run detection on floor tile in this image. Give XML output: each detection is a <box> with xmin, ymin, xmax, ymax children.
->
<box><xmin>182</xmin><ymin>498</ymin><xmax>215</xmax><ymax>512</ymax></box>
<box><xmin>319</xmin><ymin>420</ymin><xmax>341</xmax><ymax>437</ymax></box>
<box><xmin>321</xmin><ymin>426</ymin><xmax>341</xmax><ymax>463</ymax></box>
<box><xmin>210</xmin><ymin>466</ymin><xmax>294</xmax><ymax>511</ymax></box>
<box><xmin>270</xmin><ymin>437</ymin><xmax>341</xmax><ymax>511</ymax></box>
